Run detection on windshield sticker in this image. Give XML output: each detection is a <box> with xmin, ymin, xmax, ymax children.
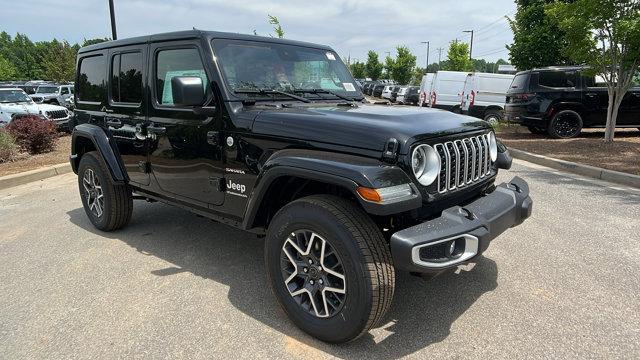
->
<box><xmin>325</xmin><ymin>52</ymin><xmax>336</xmax><ymax>61</ymax></box>
<box><xmin>343</xmin><ymin>83</ymin><xmax>356</xmax><ymax>92</ymax></box>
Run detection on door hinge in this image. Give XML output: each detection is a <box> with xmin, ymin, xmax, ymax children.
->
<box><xmin>138</xmin><ymin>161</ymin><xmax>151</xmax><ymax>173</ymax></box>
<box><xmin>209</xmin><ymin>176</ymin><xmax>225</xmax><ymax>192</ymax></box>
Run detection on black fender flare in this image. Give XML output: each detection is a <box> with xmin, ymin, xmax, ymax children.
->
<box><xmin>241</xmin><ymin>149</ymin><xmax>422</xmax><ymax>229</ymax></box>
<box><xmin>70</xmin><ymin>123</ymin><xmax>127</xmax><ymax>183</ymax></box>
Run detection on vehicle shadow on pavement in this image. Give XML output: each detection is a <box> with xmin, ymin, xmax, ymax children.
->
<box><xmin>67</xmin><ymin>204</ymin><xmax>498</xmax><ymax>359</ymax></box>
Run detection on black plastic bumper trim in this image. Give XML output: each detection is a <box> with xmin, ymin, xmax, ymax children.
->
<box><xmin>390</xmin><ymin>176</ymin><xmax>532</xmax><ymax>273</ymax></box>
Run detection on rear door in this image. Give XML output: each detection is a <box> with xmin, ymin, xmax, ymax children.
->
<box><xmin>618</xmin><ymin>87</ymin><xmax>640</xmax><ymax>126</ymax></box>
<box><xmin>106</xmin><ymin>45</ymin><xmax>150</xmax><ymax>186</ymax></box>
<box><xmin>581</xmin><ymin>76</ymin><xmax>609</xmax><ymax>126</ymax></box>
<box><xmin>147</xmin><ymin>41</ymin><xmax>225</xmax><ymax>206</ymax></box>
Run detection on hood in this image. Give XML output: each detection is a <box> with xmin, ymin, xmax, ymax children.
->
<box><xmin>31</xmin><ymin>93</ymin><xmax>57</xmax><ymax>98</ymax></box>
<box><xmin>251</xmin><ymin>104</ymin><xmax>490</xmax><ymax>154</ymax></box>
<box><xmin>0</xmin><ymin>102</ymin><xmax>42</xmax><ymax>115</ymax></box>
<box><xmin>37</xmin><ymin>103</ymin><xmax>68</xmax><ymax>112</ymax></box>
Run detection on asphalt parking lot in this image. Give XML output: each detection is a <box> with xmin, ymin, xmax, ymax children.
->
<box><xmin>1</xmin><ymin>160</ymin><xmax>639</xmax><ymax>359</ymax></box>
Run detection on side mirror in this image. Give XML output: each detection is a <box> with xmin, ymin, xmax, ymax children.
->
<box><xmin>171</xmin><ymin>76</ymin><xmax>205</xmax><ymax>107</ymax></box>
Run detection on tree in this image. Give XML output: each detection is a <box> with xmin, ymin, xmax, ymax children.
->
<box><xmin>507</xmin><ymin>0</ymin><xmax>570</xmax><ymax>70</ymax></box>
<box><xmin>0</xmin><ymin>55</ymin><xmax>17</xmax><ymax>79</ymax></box>
<box><xmin>268</xmin><ymin>15</ymin><xmax>285</xmax><ymax>38</ymax></box>
<box><xmin>548</xmin><ymin>0</ymin><xmax>640</xmax><ymax>142</ymax></box>
<box><xmin>349</xmin><ymin>61</ymin><xmax>366</xmax><ymax>78</ymax></box>
<box><xmin>383</xmin><ymin>55</ymin><xmax>395</xmax><ymax>79</ymax></box>
<box><xmin>389</xmin><ymin>46</ymin><xmax>417</xmax><ymax>84</ymax></box>
<box><xmin>364</xmin><ymin>51</ymin><xmax>383</xmax><ymax>80</ymax></box>
<box><xmin>444</xmin><ymin>40</ymin><xmax>473</xmax><ymax>71</ymax></box>
<box><xmin>41</xmin><ymin>40</ymin><xmax>76</xmax><ymax>82</ymax></box>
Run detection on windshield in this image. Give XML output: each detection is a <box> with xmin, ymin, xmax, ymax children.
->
<box><xmin>212</xmin><ymin>39</ymin><xmax>362</xmax><ymax>100</ymax></box>
<box><xmin>36</xmin><ymin>86</ymin><xmax>58</xmax><ymax>93</ymax></box>
<box><xmin>0</xmin><ymin>89</ymin><xmax>32</xmax><ymax>103</ymax></box>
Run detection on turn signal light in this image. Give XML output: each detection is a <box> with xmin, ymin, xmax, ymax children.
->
<box><xmin>356</xmin><ymin>184</ymin><xmax>414</xmax><ymax>204</ymax></box>
<box><xmin>357</xmin><ymin>187</ymin><xmax>382</xmax><ymax>202</ymax></box>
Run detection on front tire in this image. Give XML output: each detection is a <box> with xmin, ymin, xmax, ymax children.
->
<box><xmin>265</xmin><ymin>195</ymin><xmax>395</xmax><ymax>343</ymax></box>
<box><xmin>548</xmin><ymin>110</ymin><xmax>583</xmax><ymax>138</ymax></box>
<box><xmin>483</xmin><ymin>111</ymin><xmax>502</xmax><ymax>126</ymax></box>
<box><xmin>78</xmin><ymin>151</ymin><xmax>132</xmax><ymax>231</ymax></box>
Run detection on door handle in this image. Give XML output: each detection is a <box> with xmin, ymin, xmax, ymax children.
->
<box><xmin>106</xmin><ymin>118</ymin><xmax>122</xmax><ymax>128</ymax></box>
<box><xmin>147</xmin><ymin>124</ymin><xmax>166</xmax><ymax>135</ymax></box>
<box><xmin>585</xmin><ymin>93</ymin><xmax>597</xmax><ymax>97</ymax></box>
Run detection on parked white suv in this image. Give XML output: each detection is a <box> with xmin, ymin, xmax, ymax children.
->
<box><xmin>461</xmin><ymin>72</ymin><xmax>515</xmax><ymax>124</ymax></box>
<box><xmin>30</xmin><ymin>84</ymin><xmax>74</xmax><ymax>108</ymax></box>
<box><xmin>381</xmin><ymin>85</ymin><xmax>394</xmax><ymax>100</ymax></box>
<box><xmin>428</xmin><ymin>71</ymin><xmax>468</xmax><ymax>112</ymax></box>
<box><xmin>0</xmin><ymin>88</ymin><xmax>71</xmax><ymax>130</ymax></box>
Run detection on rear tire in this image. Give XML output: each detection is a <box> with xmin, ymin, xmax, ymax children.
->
<box><xmin>548</xmin><ymin>110</ymin><xmax>583</xmax><ymax>138</ymax></box>
<box><xmin>483</xmin><ymin>111</ymin><xmax>502</xmax><ymax>126</ymax></box>
<box><xmin>265</xmin><ymin>195</ymin><xmax>395</xmax><ymax>343</ymax></box>
<box><xmin>78</xmin><ymin>151</ymin><xmax>132</xmax><ymax>231</ymax></box>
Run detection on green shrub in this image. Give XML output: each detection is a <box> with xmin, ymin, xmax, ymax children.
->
<box><xmin>0</xmin><ymin>130</ymin><xmax>19</xmax><ymax>163</ymax></box>
<box><xmin>6</xmin><ymin>116</ymin><xmax>58</xmax><ymax>154</ymax></box>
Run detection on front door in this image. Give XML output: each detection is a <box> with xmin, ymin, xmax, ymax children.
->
<box><xmin>147</xmin><ymin>42</ymin><xmax>225</xmax><ymax>206</ymax></box>
<box><xmin>106</xmin><ymin>45</ymin><xmax>150</xmax><ymax>186</ymax></box>
<box><xmin>618</xmin><ymin>89</ymin><xmax>640</xmax><ymax>126</ymax></box>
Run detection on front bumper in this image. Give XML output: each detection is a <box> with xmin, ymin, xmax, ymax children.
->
<box><xmin>390</xmin><ymin>176</ymin><xmax>532</xmax><ymax>273</ymax></box>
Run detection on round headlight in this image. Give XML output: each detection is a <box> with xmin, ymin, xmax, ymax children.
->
<box><xmin>489</xmin><ymin>132</ymin><xmax>498</xmax><ymax>162</ymax></box>
<box><xmin>411</xmin><ymin>144</ymin><xmax>440</xmax><ymax>186</ymax></box>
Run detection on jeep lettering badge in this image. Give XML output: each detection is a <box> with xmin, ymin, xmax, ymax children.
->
<box><xmin>71</xmin><ymin>30</ymin><xmax>532</xmax><ymax>343</ymax></box>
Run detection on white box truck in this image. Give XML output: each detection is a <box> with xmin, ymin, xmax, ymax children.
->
<box><xmin>428</xmin><ymin>71</ymin><xmax>468</xmax><ymax>112</ymax></box>
<box><xmin>460</xmin><ymin>72</ymin><xmax>515</xmax><ymax>124</ymax></box>
<box><xmin>418</xmin><ymin>73</ymin><xmax>435</xmax><ymax>107</ymax></box>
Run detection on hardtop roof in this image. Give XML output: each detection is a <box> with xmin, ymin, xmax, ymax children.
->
<box><xmin>78</xmin><ymin>30</ymin><xmax>333</xmax><ymax>54</ymax></box>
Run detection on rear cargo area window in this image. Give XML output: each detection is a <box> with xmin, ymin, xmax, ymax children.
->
<box><xmin>78</xmin><ymin>55</ymin><xmax>106</xmax><ymax>103</ymax></box>
<box><xmin>538</xmin><ymin>71</ymin><xmax>575</xmax><ymax>88</ymax></box>
<box><xmin>111</xmin><ymin>52</ymin><xmax>143</xmax><ymax>104</ymax></box>
<box><xmin>155</xmin><ymin>48</ymin><xmax>208</xmax><ymax>106</ymax></box>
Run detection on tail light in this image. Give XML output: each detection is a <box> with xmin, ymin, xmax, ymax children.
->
<box><xmin>431</xmin><ymin>91</ymin><xmax>437</xmax><ymax>105</ymax></box>
<box><xmin>510</xmin><ymin>93</ymin><xmax>535</xmax><ymax>103</ymax></box>
<box><xmin>469</xmin><ymin>90</ymin><xmax>476</xmax><ymax>107</ymax></box>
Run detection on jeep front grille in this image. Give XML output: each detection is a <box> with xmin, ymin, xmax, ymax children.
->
<box><xmin>47</xmin><ymin>110</ymin><xmax>68</xmax><ymax>119</ymax></box>
<box><xmin>434</xmin><ymin>133</ymin><xmax>492</xmax><ymax>193</ymax></box>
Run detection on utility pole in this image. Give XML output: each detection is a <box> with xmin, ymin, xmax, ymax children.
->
<box><xmin>436</xmin><ymin>47</ymin><xmax>444</xmax><ymax>70</ymax></box>
<box><xmin>463</xmin><ymin>30</ymin><xmax>474</xmax><ymax>60</ymax></box>
<box><xmin>108</xmin><ymin>0</ymin><xmax>117</xmax><ymax>40</ymax></box>
<box><xmin>421</xmin><ymin>41</ymin><xmax>430</xmax><ymax>72</ymax></box>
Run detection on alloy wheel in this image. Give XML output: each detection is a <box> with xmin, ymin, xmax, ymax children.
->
<box><xmin>82</xmin><ymin>168</ymin><xmax>104</xmax><ymax>218</ymax></box>
<box><xmin>280</xmin><ymin>230</ymin><xmax>346</xmax><ymax>318</ymax></box>
<box><xmin>554</xmin><ymin>113</ymin><xmax>581</xmax><ymax>138</ymax></box>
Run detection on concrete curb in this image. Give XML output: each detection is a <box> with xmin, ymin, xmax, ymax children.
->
<box><xmin>509</xmin><ymin>148</ymin><xmax>640</xmax><ymax>188</ymax></box>
<box><xmin>0</xmin><ymin>163</ymin><xmax>72</xmax><ymax>190</ymax></box>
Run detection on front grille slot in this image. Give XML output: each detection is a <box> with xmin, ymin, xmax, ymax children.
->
<box><xmin>48</xmin><ymin>110</ymin><xmax>67</xmax><ymax>119</ymax></box>
<box><xmin>435</xmin><ymin>133</ymin><xmax>492</xmax><ymax>194</ymax></box>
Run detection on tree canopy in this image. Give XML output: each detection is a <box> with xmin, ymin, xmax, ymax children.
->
<box><xmin>364</xmin><ymin>51</ymin><xmax>384</xmax><ymax>80</ymax></box>
<box><xmin>444</xmin><ymin>41</ymin><xmax>473</xmax><ymax>71</ymax></box>
<box><xmin>349</xmin><ymin>61</ymin><xmax>366</xmax><ymax>78</ymax></box>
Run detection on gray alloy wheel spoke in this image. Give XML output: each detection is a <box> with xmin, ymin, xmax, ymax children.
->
<box><xmin>83</xmin><ymin>168</ymin><xmax>104</xmax><ymax>218</ymax></box>
<box><xmin>280</xmin><ymin>230</ymin><xmax>346</xmax><ymax>318</ymax></box>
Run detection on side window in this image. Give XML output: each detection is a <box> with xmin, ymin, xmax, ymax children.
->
<box><xmin>155</xmin><ymin>48</ymin><xmax>208</xmax><ymax>106</ymax></box>
<box><xmin>538</xmin><ymin>71</ymin><xmax>575</xmax><ymax>88</ymax></box>
<box><xmin>61</xmin><ymin>87</ymin><xmax>69</xmax><ymax>95</ymax></box>
<box><xmin>110</xmin><ymin>52</ymin><xmax>143</xmax><ymax>104</ymax></box>
<box><xmin>77</xmin><ymin>55</ymin><xmax>106</xmax><ymax>103</ymax></box>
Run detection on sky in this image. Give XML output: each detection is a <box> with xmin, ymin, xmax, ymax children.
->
<box><xmin>0</xmin><ymin>0</ymin><xmax>517</xmax><ymax>65</ymax></box>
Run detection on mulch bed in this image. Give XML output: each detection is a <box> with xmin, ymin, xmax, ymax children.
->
<box><xmin>0</xmin><ymin>135</ymin><xmax>71</xmax><ymax>177</ymax></box>
<box><xmin>497</xmin><ymin>126</ymin><xmax>640</xmax><ymax>176</ymax></box>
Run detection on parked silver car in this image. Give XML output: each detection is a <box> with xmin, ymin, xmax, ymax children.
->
<box><xmin>1</xmin><ymin>88</ymin><xmax>72</xmax><ymax>130</ymax></box>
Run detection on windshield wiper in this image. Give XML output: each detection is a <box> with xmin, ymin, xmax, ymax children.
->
<box><xmin>294</xmin><ymin>88</ymin><xmax>361</xmax><ymax>102</ymax></box>
<box><xmin>234</xmin><ymin>89</ymin><xmax>311</xmax><ymax>103</ymax></box>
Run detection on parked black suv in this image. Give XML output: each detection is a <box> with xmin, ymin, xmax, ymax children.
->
<box><xmin>71</xmin><ymin>30</ymin><xmax>532</xmax><ymax>343</ymax></box>
<box><xmin>505</xmin><ymin>66</ymin><xmax>640</xmax><ymax>138</ymax></box>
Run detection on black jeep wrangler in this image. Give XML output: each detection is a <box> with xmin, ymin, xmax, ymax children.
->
<box><xmin>70</xmin><ymin>30</ymin><xmax>532</xmax><ymax>343</ymax></box>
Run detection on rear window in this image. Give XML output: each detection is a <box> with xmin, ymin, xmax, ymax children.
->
<box><xmin>509</xmin><ymin>74</ymin><xmax>529</xmax><ymax>91</ymax></box>
<box><xmin>77</xmin><ymin>55</ymin><xmax>106</xmax><ymax>103</ymax></box>
<box><xmin>538</xmin><ymin>71</ymin><xmax>576</xmax><ymax>88</ymax></box>
<box><xmin>111</xmin><ymin>52</ymin><xmax>143</xmax><ymax>104</ymax></box>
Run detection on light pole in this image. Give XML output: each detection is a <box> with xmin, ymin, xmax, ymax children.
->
<box><xmin>421</xmin><ymin>41</ymin><xmax>430</xmax><ymax>72</ymax></box>
<box><xmin>463</xmin><ymin>30</ymin><xmax>474</xmax><ymax>60</ymax></box>
<box><xmin>108</xmin><ymin>0</ymin><xmax>117</xmax><ymax>40</ymax></box>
